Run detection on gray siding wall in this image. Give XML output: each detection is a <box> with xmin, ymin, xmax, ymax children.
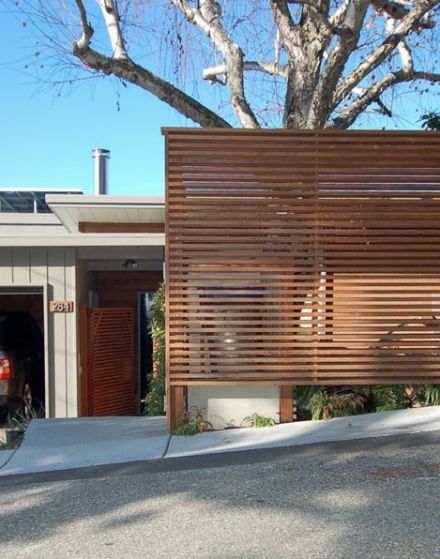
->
<box><xmin>0</xmin><ymin>247</ymin><xmax>78</xmax><ymax>418</ymax></box>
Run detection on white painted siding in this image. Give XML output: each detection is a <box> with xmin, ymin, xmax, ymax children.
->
<box><xmin>0</xmin><ymin>247</ymin><xmax>78</xmax><ymax>418</ymax></box>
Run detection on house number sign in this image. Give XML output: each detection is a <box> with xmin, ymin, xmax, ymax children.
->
<box><xmin>49</xmin><ymin>300</ymin><xmax>74</xmax><ymax>313</ymax></box>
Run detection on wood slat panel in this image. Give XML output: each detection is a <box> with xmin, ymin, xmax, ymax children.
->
<box><xmin>88</xmin><ymin>308</ymin><xmax>137</xmax><ymax>415</ymax></box>
<box><xmin>165</xmin><ymin>129</ymin><xmax>440</xmax><ymax>389</ymax></box>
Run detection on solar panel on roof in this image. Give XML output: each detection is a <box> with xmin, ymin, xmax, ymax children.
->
<box><xmin>0</xmin><ymin>190</ymin><xmax>82</xmax><ymax>213</ymax></box>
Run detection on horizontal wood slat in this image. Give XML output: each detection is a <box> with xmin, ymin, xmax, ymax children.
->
<box><xmin>79</xmin><ymin>222</ymin><xmax>165</xmax><ymax>233</ymax></box>
<box><xmin>88</xmin><ymin>307</ymin><xmax>137</xmax><ymax>415</ymax></box>
<box><xmin>165</xmin><ymin>129</ymin><xmax>440</xmax><ymax>387</ymax></box>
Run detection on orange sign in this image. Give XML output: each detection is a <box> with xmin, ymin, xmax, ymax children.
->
<box><xmin>49</xmin><ymin>301</ymin><xmax>74</xmax><ymax>313</ymax></box>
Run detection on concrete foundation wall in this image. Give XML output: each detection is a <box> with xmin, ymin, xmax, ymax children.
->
<box><xmin>188</xmin><ymin>385</ymin><xmax>280</xmax><ymax>430</ymax></box>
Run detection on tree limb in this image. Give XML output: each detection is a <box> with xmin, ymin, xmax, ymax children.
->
<box><xmin>269</xmin><ymin>0</ymin><xmax>332</xmax><ymax>127</ymax></box>
<box><xmin>268</xmin><ymin>0</ymin><xmax>299</xmax><ymax>57</ymax></box>
<box><xmin>203</xmin><ymin>61</ymin><xmax>288</xmax><ymax>81</ymax></box>
<box><xmin>171</xmin><ymin>0</ymin><xmax>260</xmax><ymax>128</ymax></box>
<box><xmin>74</xmin><ymin>0</ymin><xmax>93</xmax><ymax>51</ymax></box>
<box><xmin>385</xmin><ymin>16</ymin><xmax>414</xmax><ymax>73</ymax></box>
<box><xmin>72</xmin><ymin>44</ymin><xmax>232</xmax><ymax>128</ymax></box>
<box><xmin>328</xmin><ymin>69</ymin><xmax>440</xmax><ymax>128</ymax></box>
<box><xmin>329</xmin><ymin>0</ymin><xmax>353</xmax><ymax>28</ymax></box>
<box><xmin>333</xmin><ymin>0</ymin><xmax>439</xmax><ymax>106</ymax></box>
<box><xmin>309</xmin><ymin>0</ymin><xmax>370</xmax><ymax>126</ymax></box>
<box><xmin>371</xmin><ymin>0</ymin><xmax>435</xmax><ymax>27</ymax></box>
<box><xmin>95</xmin><ymin>0</ymin><xmax>128</xmax><ymax>59</ymax></box>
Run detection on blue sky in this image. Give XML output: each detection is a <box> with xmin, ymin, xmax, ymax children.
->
<box><xmin>0</xmin><ymin>5</ymin><xmax>437</xmax><ymax>196</ymax></box>
<box><xmin>1</xmin><ymin>7</ymin><xmax>185</xmax><ymax>196</ymax></box>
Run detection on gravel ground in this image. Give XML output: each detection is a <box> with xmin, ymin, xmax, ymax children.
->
<box><xmin>1</xmin><ymin>435</ymin><xmax>440</xmax><ymax>559</ymax></box>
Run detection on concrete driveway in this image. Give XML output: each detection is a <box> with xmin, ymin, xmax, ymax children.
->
<box><xmin>0</xmin><ymin>416</ymin><xmax>169</xmax><ymax>476</ymax></box>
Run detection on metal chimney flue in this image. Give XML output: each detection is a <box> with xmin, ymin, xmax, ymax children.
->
<box><xmin>92</xmin><ymin>148</ymin><xmax>110</xmax><ymax>195</ymax></box>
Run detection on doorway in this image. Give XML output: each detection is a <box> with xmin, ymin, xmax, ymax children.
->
<box><xmin>81</xmin><ymin>270</ymin><xmax>162</xmax><ymax>416</ymax></box>
<box><xmin>0</xmin><ymin>288</ymin><xmax>45</xmax><ymax>420</ymax></box>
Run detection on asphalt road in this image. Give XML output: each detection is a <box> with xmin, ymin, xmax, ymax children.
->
<box><xmin>1</xmin><ymin>433</ymin><xmax>440</xmax><ymax>559</ymax></box>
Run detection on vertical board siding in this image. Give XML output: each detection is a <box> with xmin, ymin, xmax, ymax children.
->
<box><xmin>0</xmin><ymin>246</ymin><xmax>78</xmax><ymax>416</ymax></box>
<box><xmin>12</xmin><ymin>248</ymin><xmax>31</xmax><ymax>285</ymax></box>
<box><xmin>47</xmin><ymin>247</ymin><xmax>68</xmax><ymax>417</ymax></box>
<box><xmin>165</xmin><ymin>130</ymin><xmax>440</xmax><ymax>387</ymax></box>
<box><xmin>0</xmin><ymin>248</ymin><xmax>13</xmax><ymax>284</ymax></box>
<box><xmin>64</xmin><ymin>248</ymin><xmax>78</xmax><ymax>417</ymax></box>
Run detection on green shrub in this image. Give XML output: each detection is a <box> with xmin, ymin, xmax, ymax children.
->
<box><xmin>172</xmin><ymin>406</ymin><xmax>212</xmax><ymax>436</ymax></box>
<box><xmin>297</xmin><ymin>382</ymin><xmax>440</xmax><ymax>422</ymax></box>
<box><xmin>423</xmin><ymin>384</ymin><xmax>440</xmax><ymax>406</ymax></box>
<box><xmin>296</xmin><ymin>386</ymin><xmax>323</xmax><ymax>409</ymax></box>
<box><xmin>2</xmin><ymin>405</ymin><xmax>44</xmax><ymax>449</ymax></box>
<box><xmin>142</xmin><ymin>284</ymin><xmax>166</xmax><ymax>416</ymax></box>
<box><xmin>307</xmin><ymin>388</ymin><xmax>367</xmax><ymax>420</ymax></box>
<box><xmin>173</xmin><ymin>422</ymin><xmax>200</xmax><ymax>436</ymax></box>
<box><xmin>371</xmin><ymin>385</ymin><xmax>408</xmax><ymax>412</ymax></box>
<box><xmin>243</xmin><ymin>413</ymin><xmax>276</xmax><ymax>427</ymax></box>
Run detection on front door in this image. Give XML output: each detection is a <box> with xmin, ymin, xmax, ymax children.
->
<box><xmin>87</xmin><ymin>307</ymin><xmax>137</xmax><ymax>415</ymax></box>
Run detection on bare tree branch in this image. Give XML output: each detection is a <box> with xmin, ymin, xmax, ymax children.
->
<box><xmin>328</xmin><ymin>70</ymin><xmax>440</xmax><ymax>128</ymax></box>
<box><xmin>73</xmin><ymin>0</ymin><xmax>93</xmax><ymax>51</ymax></box>
<box><xmin>274</xmin><ymin>29</ymin><xmax>282</xmax><ymax>65</ymax></box>
<box><xmin>329</xmin><ymin>0</ymin><xmax>353</xmax><ymax>27</ymax></box>
<box><xmin>171</xmin><ymin>0</ymin><xmax>260</xmax><ymax>128</ymax></box>
<box><xmin>72</xmin><ymin>45</ymin><xmax>231</xmax><ymax>128</ymax></box>
<box><xmin>203</xmin><ymin>61</ymin><xmax>288</xmax><ymax>81</ymax></box>
<box><xmin>287</xmin><ymin>1</ymin><xmax>334</xmax><ymax>34</ymax></box>
<box><xmin>269</xmin><ymin>0</ymin><xmax>332</xmax><ymax>127</ymax></box>
<box><xmin>396</xmin><ymin>38</ymin><xmax>414</xmax><ymax>72</ymax></box>
<box><xmin>18</xmin><ymin>0</ymin><xmax>440</xmax><ymax>130</ymax></box>
<box><xmin>371</xmin><ymin>0</ymin><xmax>435</xmax><ymax>27</ymax></box>
<box><xmin>95</xmin><ymin>0</ymin><xmax>128</xmax><ymax>59</ymax></box>
<box><xmin>309</xmin><ymin>0</ymin><xmax>370</xmax><ymax>126</ymax></box>
<box><xmin>333</xmin><ymin>0</ymin><xmax>439</xmax><ymax>106</ymax></box>
<box><xmin>268</xmin><ymin>0</ymin><xmax>299</xmax><ymax>57</ymax></box>
<box><xmin>385</xmin><ymin>16</ymin><xmax>414</xmax><ymax>72</ymax></box>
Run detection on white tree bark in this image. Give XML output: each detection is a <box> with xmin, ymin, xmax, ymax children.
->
<box><xmin>95</xmin><ymin>0</ymin><xmax>128</xmax><ymax>59</ymax></box>
<box><xmin>170</xmin><ymin>0</ymin><xmax>259</xmax><ymax>128</ymax></box>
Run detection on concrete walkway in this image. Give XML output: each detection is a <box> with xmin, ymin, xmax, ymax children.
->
<box><xmin>1</xmin><ymin>406</ymin><xmax>440</xmax><ymax>476</ymax></box>
<box><xmin>167</xmin><ymin>406</ymin><xmax>440</xmax><ymax>457</ymax></box>
<box><xmin>0</xmin><ymin>416</ymin><xmax>169</xmax><ymax>476</ymax></box>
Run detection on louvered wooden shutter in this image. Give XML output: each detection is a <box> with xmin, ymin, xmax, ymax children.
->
<box><xmin>88</xmin><ymin>308</ymin><xmax>137</xmax><ymax>415</ymax></box>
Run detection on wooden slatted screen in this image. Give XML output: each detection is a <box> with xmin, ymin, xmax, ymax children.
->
<box><xmin>88</xmin><ymin>308</ymin><xmax>137</xmax><ymax>415</ymax></box>
<box><xmin>165</xmin><ymin>129</ymin><xmax>440</xmax><ymax>388</ymax></box>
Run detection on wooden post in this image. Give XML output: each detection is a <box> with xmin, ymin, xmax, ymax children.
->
<box><xmin>279</xmin><ymin>385</ymin><xmax>294</xmax><ymax>423</ymax></box>
<box><xmin>78</xmin><ymin>303</ymin><xmax>89</xmax><ymax>416</ymax></box>
<box><xmin>167</xmin><ymin>386</ymin><xmax>185</xmax><ymax>431</ymax></box>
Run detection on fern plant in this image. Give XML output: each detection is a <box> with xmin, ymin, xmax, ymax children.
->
<box><xmin>424</xmin><ymin>384</ymin><xmax>440</xmax><ymax>406</ymax></box>
<box><xmin>307</xmin><ymin>389</ymin><xmax>367</xmax><ymax>420</ymax></box>
<box><xmin>371</xmin><ymin>385</ymin><xmax>408</xmax><ymax>412</ymax></box>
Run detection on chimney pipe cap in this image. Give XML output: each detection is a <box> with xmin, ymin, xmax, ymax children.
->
<box><xmin>92</xmin><ymin>148</ymin><xmax>110</xmax><ymax>158</ymax></box>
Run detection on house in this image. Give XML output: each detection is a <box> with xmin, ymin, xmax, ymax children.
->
<box><xmin>0</xmin><ymin>186</ymin><xmax>165</xmax><ymax>418</ymax></box>
<box><xmin>2</xmin><ymin>130</ymin><xmax>440</xmax><ymax>431</ymax></box>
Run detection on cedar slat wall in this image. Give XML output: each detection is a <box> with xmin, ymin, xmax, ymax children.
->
<box><xmin>165</xmin><ymin>129</ymin><xmax>440</xmax><ymax>390</ymax></box>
